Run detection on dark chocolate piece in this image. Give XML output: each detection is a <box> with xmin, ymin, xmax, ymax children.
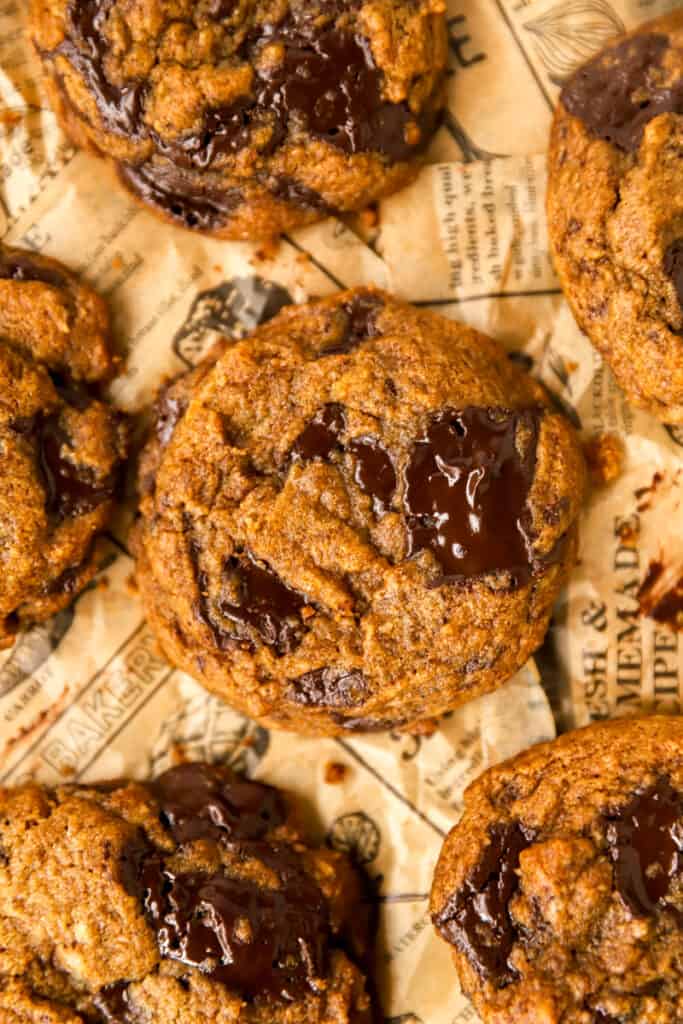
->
<box><xmin>561</xmin><ymin>33</ymin><xmax>683</xmax><ymax>153</ymax></box>
<box><xmin>93</xmin><ymin>982</ymin><xmax>134</xmax><ymax>1024</ymax></box>
<box><xmin>324</xmin><ymin>292</ymin><xmax>384</xmax><ymax>355</ymax></box>
<box><xmin>288</xmin><ymin>666</ymin><xmax>369</xmax><ymax>708</ymax></box>
<box><xmin>117</xmin><ymin>161</ymin><xmax>243</xmax><ymax>232</ymax></box>
<box><xmin>664</xmin><ymin>239</ymin><xmax>683</xmax><ymax>311</ymax></box>
<box><xmin>433</xmin><ymin>822</ymin><xmax>534</xmax><ymax>986</ymax></box>
<box><xmin>138</xmin><ymin>848</ymin><xmax>329</xmax><ymax>999</ymax></box>
<box><xmin>291</xmin><ymin>403</ymin><xmax>346</xmax><ymax>462</ymax></box>
<box><xmin>217</xmin><ymin>552</ymin><xmax>309</xmax><ymax>655</ymax></box>
<box><xmin>32</xmin><ymin>414</ymin><xmax>115</xmax><ymax>521</ymax></box>
<box><xmin>403</xmin><ymin>407</ymin><xmax>541</xmax><ymax>585</ymax></box>
<box><xmin>151</xmin><ymin>762</ymin><xmax>286</xmax><ymax>845</ymax></box>
<box><xmin>604</xmin><ymin>777</ymin><xmax>683</xmax><ymax>917</ymax></box>
<box><xmin>348</xmin><ymin>437</ymin><xmax>396</xmax><ymax>515</ymax></box>
<box><xmin>60</xmin><ymin>0</ymin><xmax>146</xmax><ymax>138</ymax></box>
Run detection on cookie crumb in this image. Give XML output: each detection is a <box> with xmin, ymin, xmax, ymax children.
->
<box><xmin>324</xmin><ymin>762</ymin><xmax>349</xmax><ymax>784</ymax></box>
<box><xmin>583</xmin><ymin>433</ymin><xmax>624</xmax><ymax>485</ymax></box>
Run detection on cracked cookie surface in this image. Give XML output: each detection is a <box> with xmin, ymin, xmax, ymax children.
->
<box><xmin>431</xmin><ymin>716</ymin><xmax>683</xmax><ymax>1024</ymax></box>
<box><xmin>132</xmin><ymin>288</ymin><xmax>586</xmax><ymax>736</ymax></box>
<box><xmin>0</xmin><ymin>760</ymin><xmax>372</xmax><ymax>1023</ymax></box>
<box><xmin>547</xmin><ymin>10</ymin><xmax>683</xmax><ymax>423</ymax></box>
<box><xmin>29</xmin><ymin>0</ymin><xmax>447</xmax><ymax>240</ymax></box>
<box><xmin>0</xmin><ymin>244</ymin><xmax>127</xmax><ymax>648</ymax></box>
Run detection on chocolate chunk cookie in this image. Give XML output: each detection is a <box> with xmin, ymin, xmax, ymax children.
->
<box><xmin>431</xmin><ymin>716</ymin><xmax>683</xmax><ymax>1024</ymax></box>
<box><xmin>0</xmin><ymin>761</ymin><xmax>372</xmax><ymax>1023</ymax></box>
<box><xmin>0</xmin><ymin>244</ymin><xmax>127</xmax><ymax>648</ymax></box>
<box><xmin>132</xmin><ymin>288</ymin><xmax>586</xmax><ymax>736</ymax></box>
<box><xmin>547</xmin><ymin>11</ymin><xmax>683</xmax><ymax>423</ymax></box>
<box><xmin>29</xmin><ymin>0</ymin><xmax>447</xmax><ymax>240</ymax></box>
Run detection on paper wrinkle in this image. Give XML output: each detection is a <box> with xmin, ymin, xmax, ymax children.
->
<box><xmin>0</xmin><ymin>0</ymin><xmax>679</xmax><ymax>1019</ymax></box>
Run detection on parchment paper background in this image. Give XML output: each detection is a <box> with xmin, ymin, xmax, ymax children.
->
<box><xmin>0</xmin><ymin>0</ymin><xmax>681</xmax><ymax>1020</ymax></box>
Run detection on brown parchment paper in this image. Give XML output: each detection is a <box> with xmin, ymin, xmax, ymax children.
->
<box><xmin>0</xmin><ymin>0</ymin><xmax>680</xmax><ymax>1019</ymax></box>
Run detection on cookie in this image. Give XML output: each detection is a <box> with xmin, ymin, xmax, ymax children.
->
<box><xmin>29</xmin><ymin>0</ymin><xmax>448</xmax><ymax>241</ymax></box>
<box><xmin>0</xmin><ymin>760</ymin><xmax>372</xmax><ymax>1023</ymax></box>
<box><xmin>547</xmin><ymin>11</ymin><xmax>683</xmax><ymax>423</ymax></box>
<box><xmin>131</xmin><ymin>287</ymin><xmax>586</xmax><ymax>736</ymax></box>
<box><xmin>0</xmin><ymin>244</ymin><xmax>127</xmax><ymax>648</ymax></box>
<box><xmin>431</xmin><ymin>716</ymin><xmax>683</xmax><ymax>1024</ymax></box>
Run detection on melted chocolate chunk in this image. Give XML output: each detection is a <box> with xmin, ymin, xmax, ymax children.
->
<box><xmin>166</xmin><ymin>18</ymin><xmax>434</xmax><ymax>167</ymax></box>
<box><xmin>291</xmin><ymin>403</ymin><xmax>346</xmax><ymax>462</ymax></box>
<box><xmin>151</xmin><ymin>762</ymin><xmax>286</xmax><ymax>845</ymax></box>
<box><xmin>93</xmin><ymin>982</ymin><xmax>134</xmax><ymax>1024</ymax></box>
<box><xmin>665</xmin><ymin>239</ymin><xmax>683</xmax><ymax>311</ymax></box>
<box><xmin>434</xmin><ymin>822</ymin><xmax>534</xmax><ymax>986</ymax></box>
<box><xmin>138</xmin><ymin>848</ymin><xmax>329</xmax><ymax>999</ymax></box>
<box><xmin>561</xmin><ymin>34</ymin><xmax>683</xmax><ymax>153</ymax></box>
<box><xmin>0</xmin><ymin>251</ymin><xmax>67</xmax><ymax>288</ymax></box>
<box><xmin>154</xmin><ymin>389</ymin><xmax>188</xmax><ymax>448</ymax></box>
<box><xmin>217</xmin><ymin>553</ymin><xmax>309</xmax><ymax>655</ymax></box>
<box><xmin>403</xmin><ymin>407</ymin><xmax>540</xmax><ymax>585</ymax></box>
<box><xmin>60</xmin><ymin>0</ymin><xmax>146</xmax><ymax>137</ymax></box>
<box><xmin>266</xmin><ymin>175</ymin><xmax>336</xmax><ymax>214</ymax></box>
<box><xmin>257</xmin><ymin>26</ymin><xmax>425</xmax><ymax>161</ymax></box>
<box><xmin>44</xmin><ymin>548</ymin><xmax>93</xmax><ymax>596</ymax></box>
<box><xmin>118</xmin><ymin>161</ymin><xmax>244</xmax><ymax>232</ymax></box>
<box><xmin>324</xmin><ymin>292</ymin><xmax>384</xmax><ymax>355</ymax></box>
<box><xmin>37</xmin><ymin>414</ymin><xmax>114</xmax><ymax>520</ymax></box>
<box><xmin>348</xmin><ymin>437</ymin><xmax>396</xmax><ymax>515</ymax></box>
<box><xmin>604</xmin><ymin>777</ymin><xmax>683</xmax><ymax>916</ymax></box>
<box><xmin>288</xmin><ymin>666</ymin><xmax>369</xmax><ymax>708</ymax></box>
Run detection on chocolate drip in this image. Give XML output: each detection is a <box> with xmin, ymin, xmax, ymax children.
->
<box><xmin>604</xmin><ymin>777</ymin><xmax>683</xmax><ymax>916</ymax></box>
<box><xmin>561</xmin><ymin>34</ymin><xmax>683</xmax><ymax>153</ymax></box>
<box><xmin>434</xmin><ymin>822</ymin><xmax>534</xmax><ymax>986</ymax></box>
<box><xmin>151</xmin><ymin>762</ymin><xmax>285</xmax><ymax>844</ymax></box>
<box><xmin>403</xmin><ymin>407</ymin><xmax>542</xmax><ymax>585</ymax></box>
<box><xmin>288</xmin><ymin>666</ymin><xmax>369</xmax><ymax>708</ymax></box>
